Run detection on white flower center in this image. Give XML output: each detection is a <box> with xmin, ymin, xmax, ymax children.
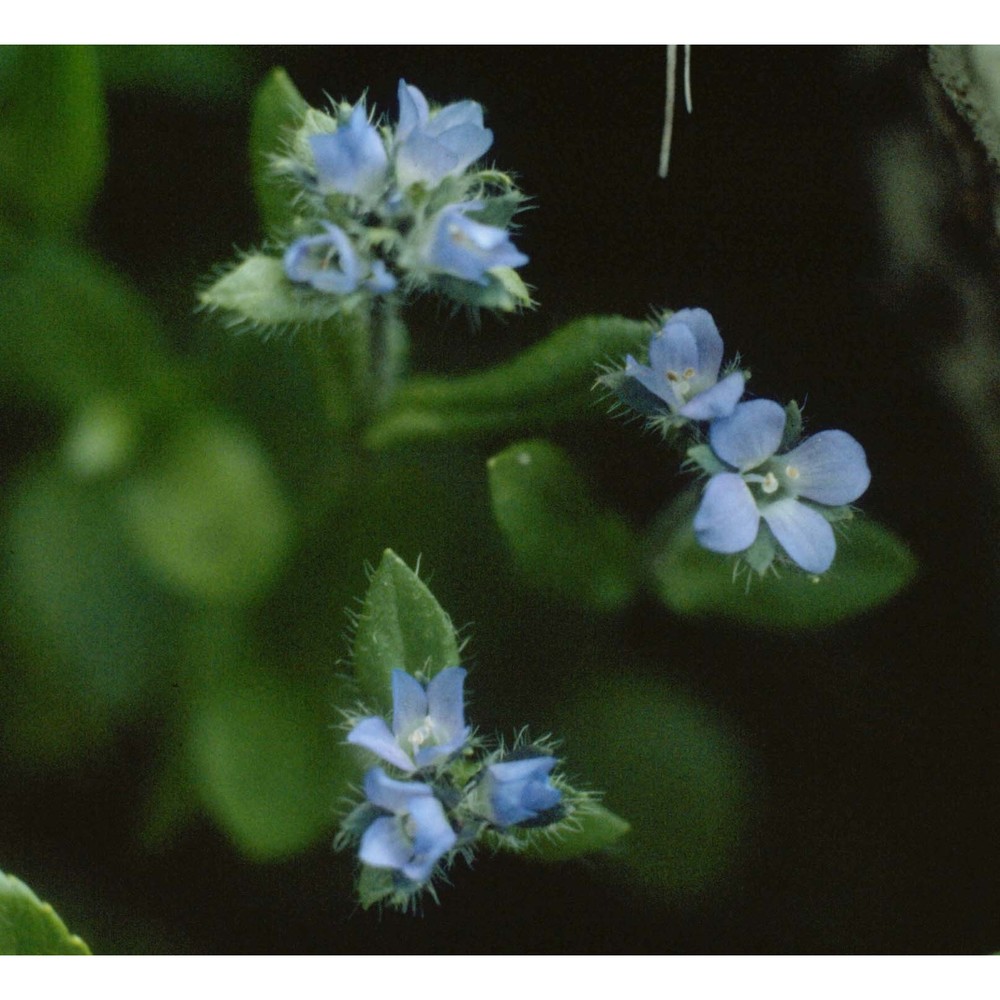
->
<box><xmin>665</xmin><ymin>367</ymin><xmax>697</xmax><ymax>400</ymax></box>
<box><xmin>760</xmin><ymin>471</ymin><xmax>779</xmax><ymax>494</ymax></box>
<box><xmin>408</xmin><ymin>717</ymin><xmax>435</xmax><ymax>751</ymax></box>
<box><xmin>785</xmin><ymin>464</ymin><xmax>800</xmax><ymax>480</ymax></box>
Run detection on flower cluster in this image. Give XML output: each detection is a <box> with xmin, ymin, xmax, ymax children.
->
<box><xmin>338</xmin><ymin>667</ymin><xmax>572</xmax><ymax>911</ymax></box>
<box><xmin>274</xmin><ymin>80</ymin><xmax>530</xmax><ymax>314</ymax></box>
<box><xmin>604</xmin><ymin>308</ymin><xmax>871</xmax><ymax>575</ymax></box>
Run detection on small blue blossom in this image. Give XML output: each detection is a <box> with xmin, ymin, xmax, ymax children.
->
<box><xmin>693</xmin><ymin>399</ymin><xmax>871</xmax><ymax>573</ymax></box>
<box><xmin>283</xmin><ymin>223</ymin><xmax>362</xmax><ymax>294</ymax></box>
<box><xmin>283</xmin><ymin>223</ymin><xmax>396</xmax><ymax>296</ymax></box>
<box><xmin>480</xmin><ymin>755</ymin><xmax>562</xmax><ymax>828</ymax></box>
<box><xmin>358</xmin><ymin>767</ymin><xmax>457</xmax><ymax>884</ymax></box>
<box><xmin>347</xmin><ymin>667</ymin><xmax>470</xmax><ymax>772</ymax></box>
<box><xmin>395</xmin><ymin>80</ymin><xmax>494</xmax><ymax>190</ymax></box>
<box><xmin>309</xmin><ymin>103</ymin><xmax>389</xmax><ymax>201</ymax></box>
<box><xmin>624</xmin><ymin>309</ymin><xmax>745</xmax><ymax>421</ymax></box>
<box><xmin>420</xmin><ymin>201</ymin><xmax>528</xmax><ymax>285</ymax></box>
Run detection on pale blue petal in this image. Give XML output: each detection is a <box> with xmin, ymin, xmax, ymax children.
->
<box><xmin>679</xmin><ymin>371</ymin><xmax>745</xmax><ymax>420</ymax></box>
<box><xmin>624</xmin><ymin>355</ymin><xmax>681</xmax><ymax>409</ymax></box>
<box><xmin>781</xmin><ymin>430</ymin><xmax>871</xmax><ymax>506</ymax></box>
<box><xmin>425</xmin><ymin>667</ymin><xmax>467</xmax><ymax>741</ymax></box>
<box><xmin>761</xmin><ymin>497</ymin><xmax>836</xmax><ymax>573</ymax></box>
<box><xmin>669</xmin><ymin>308</ymin><xmax>723</xmax><ymax>378</ymax></box>
<box><xmin>363</xmin><ymin>767</ymin><xmax>433</xmax><ymax>813</ymax></box>
<box><xmin>433</xmin><ymin>123</ymin><xmax>493</xmax><ymax>172</ymax></box>
<box><xmin>709</xmin><ymin>399</ymin><xmax>786</xmax><ymax>471</ymax></box>
<box><xmin>402</xmin><ymin>796</ymin><xmax>456</xmax><ymax>883</ymax></box>
<box><xmin>426</xmin><ymin>100</ymin><xmax>484</xmax><ymax>135</ymax></box>
<box><xmin>359</xmin><ymin>816</ymin><xmax>411</xmax><ymax>869</ymax></box>
<box><xmin>347</xmin><ymin>717</ymin><xmax>415</xmax><ymax>771</ymax></box>
<box><xmin>309</xmin><ymin>105</ymin><xmax>387</xmax><ymax>198</ymax></box>
<box><xmin>648</xmin><ymin>322</ymin><xmax>698</xmax><ymax>377</ymax></box>
<box><xmin>396</xmin><ymin>131</ymin><xmax>459</xmax><ymax>188</ymax></box>
<box><xmin>490</xmin><ymin>756</ymin><xmax>557</xmax><ymax>784</ymax></box>
<box><xmin>396</xmin><ymin>80</ymin><xmax>429</xmax><ymax>140</ymax></box>
<box><xmin>391</xmin><ymin>669</ymin><xmax>427</xmax><ymax>737</ymax></box>
<box><xmin>693</xmin><ymin>473</ymin><xmax>761</xmax><ymax>553</ymax></box>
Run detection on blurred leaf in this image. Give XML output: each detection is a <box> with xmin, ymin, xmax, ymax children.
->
<box><xmin>488</xmin><ymin>439</ymin><xmax>640</xmax><ymax>612</ymax></box>
<box><xmin>2</xmin><ymin>462</ymin><xmax>177</xmax><ymax>765</ymax></box>
<box><xmin>520</xmin><ymin>804</ymin><xmax>630</xmax><ymax>862</ymax></box>
<box><xmin>650</xmin><ymin>489</ymin><xmax>918</xmax><ymax>629</ymax></box>
<box><xmin>200</xmin><ymin>253</ymin><xmax>363</xmax><ymax>329</ymax></box>
<box><xmin>352</xmin><ymin>549</ymin><xmax>461</xmax><ymax>707</ymax></box>
<box><xmin>121</xmin><ymin>415</ymin><xmax>294</xmax><ymax>606</ymax></box>
<box><xmin>0</xmin><ymin>232</ymin><xmax>178</xmax><ymax>411</ymax></box>
<box><xmin>0</xmin><ymin>45</ymin><xmax>106</xmax><ymax>231</ymax></box>
<box><xmin>433</xmin><ymin>266</ymin><xmax>533</xmax><ymax>313</ymax></box>
<box><xmin>364</xmin><ymin>315</ymin><xmax>652</xmax><ymax>448</ymax></box>
<box><xmin>560</xmin><ymin>677</ymin><xmax>752</xmax><ymax>900</ymax></box>
<box><xmin>0</xmin><ymin>870</ymin><xmax>91</xmax><ymax>955</ymax></box>
<box><xmin>186</xmin><ymin>617</ymin><xmax>352</xmax><ymax>861</ymax></box>
<box><xmin>251</xmin><ymin>67</ymin><xmax>309</xmax><ymax>235</ymax></box>
<box><xmin>98</xmin><ymin>45</ymin><xmax>251</xmax><ymax>105</ymax></box>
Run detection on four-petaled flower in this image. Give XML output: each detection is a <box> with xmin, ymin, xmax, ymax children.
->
<box><xmin>309</xmin><ymin>103</ymin><xmax>389</xmax><ymax>202</ymax></box>
<box><xmin>347</xmin><ymin>667</ymin><xmax>470</xmax><ymax>772</ymax></box>
<box><xmin>358</xmin><ymin>767</ymin><xmax>457</xmax><ymax>884</ymax></box>
<box><xmin>480</xmin><ymin>755</ymin><xmax>562</xmax><ymax>828</ymax></box>
<box><xmin>625</xmin><ymin>309</ymin><xmax>745</xmax><ymax>421</ymax></box>
<box><xmin>693</xmin><ymin>398</ymin><xmax>871</xmax><ymax>573</ymax></box>
<box><xmin>284</xmin><ymin>223</ymin><xmax>397</xmax><ymax>295</ymax></box>
<box><xmin>395</xmin><ymin>80</ymin><xmax>494</xmax><ymax>190</ymax></box>
<box><xmin>420</xmin><ymin>201</ymin><xmax>528</xmax><ymax>285</ymax></box>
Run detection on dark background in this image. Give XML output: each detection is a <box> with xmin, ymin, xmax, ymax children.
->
<box><xmin>2</xmin><ymin>45</ymin><xmax>997</xmax><ymax>954</ymax></box>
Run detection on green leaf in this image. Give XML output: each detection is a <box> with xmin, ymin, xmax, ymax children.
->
<box><xmin>250</xmin><ymin>67</ymin><xmax>309</xmax><ymax>235</ymax></box>
<box><xmin>0</xmin><ymin>233</ymin><xmax>177</xmax><ymax>411</ymax></box>
<box><xmin>120</xmin><ymin>415</ymin><xmax>295</xmax><ymax>606</ymax></box>
<box><xmin>0</xmin><ymin>45</ymin><xmax>106</xmax><ymax>231</ymax></box>
<box><xmin>488</xmin><ymin>439</ymin><xmax>641</xmax><ymax>612</ymax></box>
<box><xmin>0</xmin><ymin>870</ymin><xmax>90</xmax><ymax>954</ymax></box>
<box><xmin>520</xmin><ymin>804</ymin><xmax>630</xmax><ymax>862</ymax></box>
<box><xmin>649</xmin><ymin>490</ymin><xmax>918</xmax><ymax>629</ymax></box>
<box><xmin>186</xmin><ymin>617</ymin><xmax>353</xmax><ymax>861</ymax></box>
<box><xmin>200</xmin><ymin>253</ymin><xmax>366</xmax><ymax>329</ymax></box>
<box><xmin>352</xmin><ymin>549</ymin><xmax>461</xmax><ymax>706</ymax></box>
<box><xmin>364</xmin><ymin>315</ymin><xmax>652</xmax><ymax>448</ymax></box>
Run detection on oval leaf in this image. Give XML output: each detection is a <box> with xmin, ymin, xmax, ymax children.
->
<box><xmin>364</xmin><ymin>315</ymin><xmax>652</xmax><ymax>448</ymax></box>
<box><xmin>0</xmin><ymin>870</ymin><xmax>90</xmax><ymax>955</ymax></box>
<box><xmin>650</xmin><ymin>491</ymin><xmax>917</xmax><ymax>629</ymax></box>
<box><xmin>352</xmin><ymin>549</ymin><xmax>461</xmax><ymax>706</ymax></box>
<box><xmin>250</xmin><ymin>67</ymin><xmax>309</xmax><ymax>235</ymax></box>
<box><xmin>488</xmin><ymin>439</ymin><xmax>641</xmax><ymax>612</ymax></box>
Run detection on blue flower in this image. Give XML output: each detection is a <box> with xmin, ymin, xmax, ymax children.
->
<box><xmin>283</xmin><ymin>223</ymin><xmax>362</xmax><ymax>294</ymax></box>
<box><xmin>420</xmin><ymin>201</ymin><xmax>528</xmax><ymax>285</ymax></box>
<box><xmin>395</xmin><ymin>79</ymin><xmax>494</xmax><ymax>190</ymax></box>
<box><xmin>480</xmin><ymin>755</ymin><xmax>562</xmax><ymax>828</ymax></box>
<box><xmin>347</xmin><ymin>667</ymin><xmax>470</xmax><ymax>772</ymax></box>
<box><xmin>624</xmin><ymin>309</ymin><xmax>745</xmax><ymax>421</ymax></box>
<box><xmin>283</xmin><ymin>223</ymin><xmax>397</xmax><ymax>295</ymax></box>
<box><xmin>358</xmin><ymin>768</ymin><xmax>457</xmax><ymax>884</ymax></box>
<box><xmin>309</xmin><ymin>103</ymin><xmax>388</xmax><ymax>201</ymax></box>
<box><xmin>693</xmin><ymin>399</ymin><xmax>871</xmax><ymax>573</ymax></box>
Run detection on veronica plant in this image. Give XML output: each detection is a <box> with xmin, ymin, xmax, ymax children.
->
<box><xmin>337</xmin><ymin>550</ymin><xmax>629</xmax><ymax>913</ymax></box>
